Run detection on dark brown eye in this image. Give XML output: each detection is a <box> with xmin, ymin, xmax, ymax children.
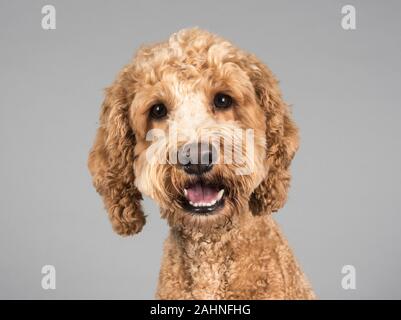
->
<box><xmin>149</xmin><ymin>103</ymin><xmax>167</xmax><ymax>120</ymax></box>
<box><xmin>214</xmin><ymin>93</ymin><xmax>233</xmax><ymax>109</ymax></box>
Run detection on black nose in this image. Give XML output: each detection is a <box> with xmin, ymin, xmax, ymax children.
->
<box><xmin>178</xmin><ymin>143</ymin><xmax>216</xmax><ymax>175</ymax></box>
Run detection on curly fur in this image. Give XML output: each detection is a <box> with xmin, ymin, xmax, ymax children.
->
<box><xmin>88</xmin><ymin>28</ymin><xmax>315</xmax><ymax>299</ymax></box>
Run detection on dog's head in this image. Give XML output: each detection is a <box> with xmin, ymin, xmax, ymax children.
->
<box><xmin>88</xmin><ymin>28</ymin><xmax>299</xmax><ymax>235</ymax></box>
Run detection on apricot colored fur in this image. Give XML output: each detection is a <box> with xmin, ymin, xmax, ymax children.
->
<box><xmin>88</xmin><ymin>28</ymin><xmax>315</xmax><ymax>299</ymax></box>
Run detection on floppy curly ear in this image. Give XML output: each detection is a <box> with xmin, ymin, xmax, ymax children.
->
<box><xmin>245</xmin><ymin>55</ymin><xmax>300</xmax><ymax>215</ymax></box>
<box><xmin>88</xmin><ymin>73</ymin><xmax>145</xmax><ymax>236</ymax></box>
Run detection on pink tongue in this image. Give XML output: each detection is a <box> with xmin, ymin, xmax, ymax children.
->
<box><xmin>186</xmin><ymin>183</ymin><xmax>219</xmax><ymax>203</ymax></box>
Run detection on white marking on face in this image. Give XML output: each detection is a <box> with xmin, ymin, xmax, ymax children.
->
<box><xmin>168</xmin><ymin>81</ymin><xmax>212</xmax><ymax>144</ymax></box>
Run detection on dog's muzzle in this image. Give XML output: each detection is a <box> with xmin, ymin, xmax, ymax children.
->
<box><xmin>177</xmin><ymin>142</ymin><xmax>225</xmax><ymax>214</ymax></box>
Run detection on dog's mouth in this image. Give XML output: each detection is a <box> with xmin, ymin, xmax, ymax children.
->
<box><xmin>181</xmin><ymin>181</ymin><xmax>225</xmax><ymax>215</ymax></box>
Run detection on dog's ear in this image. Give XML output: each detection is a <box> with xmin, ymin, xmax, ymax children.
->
<box><xmin>88</xmin><ymin>69</ymin><xmax>145</xmax><ymax>235</ymax></box>
<box><xmin>244</xmin><ymin>55</ymin><xmax>300</xmax><ymax>215</ymax></box>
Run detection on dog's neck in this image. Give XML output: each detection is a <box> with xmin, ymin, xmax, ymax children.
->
<box><xmin>171</xmin><ymin>209</ymin><xmax>251</xmax><ymax>241</ymax></box>
<box><xmin>157</xmin><ymin>208</ymin><xmax>315</xmax><ymax>299</ymax></box>
<box><xmin>168</xmin><ymin>210</ymin><xmax>263</xmax><ymax>299</ymax></box>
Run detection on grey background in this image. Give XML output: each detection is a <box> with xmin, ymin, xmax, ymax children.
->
<box><xmin>0</xmin><ymin>0</ymin><xmax>400</xmax><ymax>299</ymax></box>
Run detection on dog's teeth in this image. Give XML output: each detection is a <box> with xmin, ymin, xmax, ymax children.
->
<box><xmin>216</xmin><ymin>189</ymin><xmax>224</xmax><ymax>201</ymax></box>
<box><xmin>189</xmin><ymin>198</ymin><xmax>220</xmax><ymax>208</ymax></box>
<box><xmin>184</xmin><ymin>189</ymin><xmax>188</xmax><ymax>196</ymax></box>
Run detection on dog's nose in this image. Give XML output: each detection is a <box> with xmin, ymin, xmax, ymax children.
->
<box><xmin>183</xmin><ymin>151</ymin><xmax>213</xmax><ymax>175</ymax></box>
<box><xmin>178</xmin><ymin>142</ymin><xmax>216</xmax><ymax>175</ymax></box>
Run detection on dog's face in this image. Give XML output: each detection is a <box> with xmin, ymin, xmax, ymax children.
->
<box><xmin>88</xmin><ymin>29</ymin><xmax>299</xmax><ymax>235</ymax></box>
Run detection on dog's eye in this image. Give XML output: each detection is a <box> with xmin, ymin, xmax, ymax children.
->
<box><xmin>149</xmin><ymin>103</ymin><xmax>168</xmax><ymax>120</ymax></box>
<box><xmin>214</xmin><ymin>93</ymin><xmax>233</xmax><ymax>109</ymax></box>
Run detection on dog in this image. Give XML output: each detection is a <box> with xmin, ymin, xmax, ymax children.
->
<box><xmin>88</xmin><ymin>28</ymin><xmax>315</xmax><ymax>299</ymax></box>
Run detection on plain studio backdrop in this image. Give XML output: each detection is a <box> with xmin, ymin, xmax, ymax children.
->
<box><xmin>0</xmin><ymin>0</ymin><xmax>400</xmax><ymax>299</ymax></box>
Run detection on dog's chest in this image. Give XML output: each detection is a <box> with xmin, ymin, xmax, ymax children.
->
<box><xmin>182</xmin><ymin>235</ymin><xmax>234</xmax><ymax>299</ymax></box>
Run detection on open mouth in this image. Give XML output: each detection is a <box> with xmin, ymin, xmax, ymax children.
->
<box><xmin>182</xmin><ymin>181</ymin><xmax>225</xmax><ymax>214</ymax></box>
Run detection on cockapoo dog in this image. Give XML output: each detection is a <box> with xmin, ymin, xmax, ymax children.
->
<box><xmin>88</xmin><ymin>28</ymin><xmax>315</xmax><ymax>299</ymax></box>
